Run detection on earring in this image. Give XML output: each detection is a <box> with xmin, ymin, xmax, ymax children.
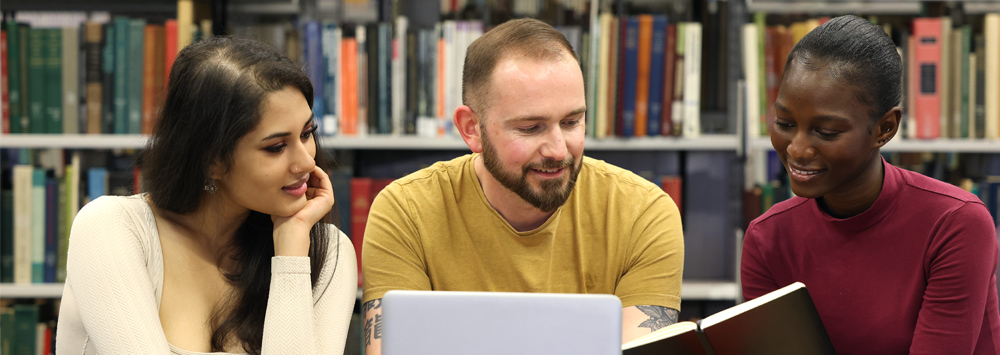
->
<box><xmin>204</xmin><ymin>179</ymin><xmax>218</xmax><ymax>194</ymax></box>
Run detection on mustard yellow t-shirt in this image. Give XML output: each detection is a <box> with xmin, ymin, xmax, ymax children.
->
<box><xmin>361</xmin><ymin>154</ymin><xmax>683</xmax><ymax>309</ymax></box>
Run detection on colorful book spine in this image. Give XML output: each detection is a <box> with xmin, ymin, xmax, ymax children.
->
<box><xmin>682</xmin><ymin>22</ymin><xmax>702</xmax><ymax>138</ymax></box>
<box><xmin>2</xmin><ymin>29</ymin><xmax>8</xmax><ymax>134</ymax></box>
<box><xmin>44</xmin><ymin>177</ymin><xmax>57</xmax><ymax>283</ymax></box>
<box><xmin>621</xmin><ymin>16</ymin><xmax>639</xmax><ymax>138</ymax></box>
<box><xmin>634</xmin><ymin>15</ymin><xmax>653</xmax><ymax>137</ymax></box>
<box><xmin>1</xmin><ymin>189</ymin><xmax>13</xmax><ymax>283</ymax></box>
<box><xmin>6</xmin><ymin>23</ymin><xmax>22</xmax><ymax>133</ymax></box>
<box><xmin>912</xmin><ymin>18</ymin><xmax>943</xmax><ymax>140</ymax></box>
<box><xmin>647</xmin><ymin>15</ymin><xmax>668</xmax><ymax>137</ymax></box>
<box><xmin>128</xmin><ymin>19</ymin><xmax>146</xmax><ymax>134</ymax></box>
<box><xmin>102</xmin><ymin>23</ymin><xmax>116</xmax><ymax>134</ymax></box>
<box><xmin>27</xmin><ymin>28</ymin><xmax>46</xmax><ymax>134</ymax></box>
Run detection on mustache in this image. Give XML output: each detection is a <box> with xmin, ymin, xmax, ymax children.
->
<box><xmin>524</xmin><ymin>157</ymin><xmax>575</xmax><ymax>171</ymax></box>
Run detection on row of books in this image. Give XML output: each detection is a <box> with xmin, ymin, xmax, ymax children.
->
<box><xmin>0</xmin><ymin>302</ymin><xmax>57</xmax><ymax>355</ymax></box>
<box><xmin>743</xmin><ymin>13</ymin><xmax>1000</xmax><ymax>140</ymax></box>
<box><xmin>0</xmin><ymin>8</ymin><xmax>215</xmax><ymax>136</ymax></box>
<box><xmin>742</xmin><ymin>152</ymin><xmax>1000</xmax><ymax>227</ymax></box>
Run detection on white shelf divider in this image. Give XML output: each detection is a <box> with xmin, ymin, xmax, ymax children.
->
<box><xmin>0</xmin><ymin>283</ymin><xmax>64</xmax><ymax>298</ymax></box>
<box><xmin>749</xmin><ymin>137</ymin><xmax>1000</xmax><ymax>153</ymax></box>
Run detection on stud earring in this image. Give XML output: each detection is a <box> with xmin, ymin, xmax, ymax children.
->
<box><xmin>204</xmin><ymin>179</ymin><xmax>218</xmax><ymax>194</ymax></box>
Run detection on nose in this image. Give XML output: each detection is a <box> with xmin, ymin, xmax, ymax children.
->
<box><xmin>785</xmin><ymin>129</ymin><xmax>816</xmax><ymax>162</ymax></box>
<box><xmin>291</xmin><ymin>140</ymin><xmax>317</xmax><ymax>174</ymax></box>
<box><xmin>539</xmin><ymin>125</ymin><xmax>568</xmax><ymax>162</ymax></box>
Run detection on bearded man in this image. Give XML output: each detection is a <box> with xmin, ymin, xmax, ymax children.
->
<box><xmin>360</xmin><ymin>18</ymin><xmax>685</xmax><ymax>354</ymax></box>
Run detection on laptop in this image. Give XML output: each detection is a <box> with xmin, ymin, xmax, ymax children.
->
<box><xmin>381</xmin><ymin>290</ymin><xmax>623</xmax><ymax>355</ymax></box>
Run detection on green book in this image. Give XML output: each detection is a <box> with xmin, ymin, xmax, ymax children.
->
<box><xmin>31</xmin><ymin>169</ymin><xmax>45</xmax><ymax>283</ymax></box>
<box><xmin>113</xmin><ymin>17</ymin><xmax>129</xmax><ymax>134</ymax></box>
<box><xmin>102</xmin><ymin>24</ymin><xmax>115</xmax><ymax>134</ymax></box>
<box><xmin>44</xmin><ymin>28</ymin><xmax>63</xmax><ymax>134</ymax></box>
<box><xmin>12</xmin><ymin>304</ymin><xmax>38</xmax><ymax>355</ymax></box>
<box><xmin>755</xmin><ymin>12</ymin><xmax>767</xmax><ymax>136</ymax></box>
<box><xmin>27</xmin><ymin>27</ymin><xmax>46</xmax><ymax>134</ymax></box>
<box><xmin>1</xmin><ymin>308</ymin><xmax>14</xmax><ymax>354</ymax></box>
<box><xmin>6</xmin><ymin>22</ymin><xmax>23</xmax><ymax>133</ymax></box>
<box><xmin>1</xmin><ymin>189</ymin><xmax>13</xmax><ymax>283</ymax></box>
<box><xmin>127</xmin><ymin>19</ymin><xmax>145</xmax><ymax>135</ymax></box>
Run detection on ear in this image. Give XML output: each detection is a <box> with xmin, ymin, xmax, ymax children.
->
<box><xmin>455</xmin><ymin>105</ymin><xmax>484</xmax><ymax>153</ymax></box>
<box><xmin>208</xmin><ymin>160</ymin><xmax>225</xmax><ymax>181</ymax></box>
<box><xmin>874</xmin><ymin>106</ymin><xmax>902</xmax><ymax>149</ymax></box>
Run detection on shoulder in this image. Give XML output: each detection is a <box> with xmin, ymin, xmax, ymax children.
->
<box><xmin>894</xmin><ymin>165</ymin><xmax>984</xmax><ymax>207</ymax></box>
<box><xmin>746</xmin><ymin>196</ymin><xmax>811</xmax><ymax>236</ymax></box>
<box><xmin>390</xmin><ymin>154</ymin><xmax>473</xmax><ymax>190</ymax></box>
<box><xmin>73</xmin><ymin>194</ymin><xmax>154</xmax><ymax>237</ymax></box>
<box><xmin>579</xmin><ymin>157</ymin><xmax>662</xmax><ymax>195</ymax></box>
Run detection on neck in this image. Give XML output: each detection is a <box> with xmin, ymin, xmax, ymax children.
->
<box><xmin>818</xmin><ymin>154</ymin><xmax>885</xmax><ymax>218</ymax></box>
<box><xmin>474</xmin><ymin>155</ymin><xmax>555</xmax><ymax>232</ymax></box>
<box><xmin>149</xmin><ymin>193</ymin><xmax>250</xmax><ymax>261</ymax></box>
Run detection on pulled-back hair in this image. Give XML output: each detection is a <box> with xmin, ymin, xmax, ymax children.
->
<box><xmin>785</xmin><ymin>15</ymin><xmax>902</xmax><ymax>121</ymax></box>
<box><xmin>463</xmin><ymin>18</ymin><xmax>578</xmax><ymax>114</ymax></box>
<box><xmin>139</xmin><ymin>36</ymin><xmax>332</xmax><ymax>354</ymax></box>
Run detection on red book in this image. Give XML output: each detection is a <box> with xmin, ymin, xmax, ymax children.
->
<box><xmin>341</xmin><ymin>37</ymin><xmax>358</xmax><ymax>136</ymax></box>
<box><xmin>660</xmin><ymin>175</ymin><xmax>682</xmax><ymax>212</ymax></box>
<box><xmin>164</xmin><ymin>19</ymin><xmax>178</xmax><ymax>88</ymax></box>
<box><xmin>661</xmin><ymin>24</ymin><xmax>676</xmax><ymax>136</ymax></box>
<box><xmin>912</xmin><ymin>18</ymin><xmax>943</xmax><ymax>139</ymax></box>
<box><xmin>350</xmin><ymin>177</ymin><xmax>374</xmax><ymax>287</ymax></box>
<box><xmin>142</xmin><ymin>25</ymin><xmax>165</xmax><ymax>135</ymax></box>
<box><xmin>2</xmin><ymin>29</ymin><xmax>8</xmax><ymax>134</ymax></box>
<box><xmin>605</xmin><ymin>16</ymin><xmax>619</xmax><ymax>137</ymax></box>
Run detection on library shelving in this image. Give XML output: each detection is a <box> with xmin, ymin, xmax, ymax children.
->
<box><xmin>0</xmin><ymin>134</ymin><xmax>742</xmax><ymax>151</ymax></box>
<box><xmin>748</xmin><ymin>137</ymin><xmax>1000</xmax><ymax>153</ymax></box>
<box><xmin>0</xmin><ymin>280</ymin><xmax>743</xmax><ymax>301</ymax></box>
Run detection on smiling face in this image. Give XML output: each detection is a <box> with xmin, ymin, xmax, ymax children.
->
<box><xmin>770</xmin><ymin>63</ymin><xmax>885</xmax><ymax>201</ymax></box>
<box><xmin>214</xmin><ymin>86</ymin><xmax>318</xmax><ymax>218</ymax></box>
<box><xmin>478</xmin><ymin>54</ymin><xmax>587</xmax><ymax>212</ymax></box>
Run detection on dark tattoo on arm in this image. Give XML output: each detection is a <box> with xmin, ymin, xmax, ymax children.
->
<box><xmin>363</xmin><ymin>299</ymin><xmax>383</xmax><ymax>346</ymax></box>
<box><xmin>636</xmin><ymin>305</ymin><xmax>679</xmax><ymax>332</ymax></box>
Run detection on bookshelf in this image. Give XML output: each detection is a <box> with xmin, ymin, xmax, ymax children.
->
<box><xmin>0</xmin><ymin>134</ymin><xmax>742</xmax><ymax>150</ymax></box>
<box><xmin>745</xmin><ymin>0</ymin><xmax>922</xmax><ymax>15</ymax></box>
<box><xmin>748</xmin><ymin>137</ymin><xmax>1000</xmax><ymax>153</ymax></box>
<box><xmin>2</xmin><ymin>281</ymin><xmax>742</xmax><ymax>301</ymax></box>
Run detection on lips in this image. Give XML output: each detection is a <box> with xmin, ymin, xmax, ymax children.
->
<box><xmin>786</xmin><ymin>164</ymin><xmax>825</xmax><ymax>182</ymax></box>
<box><xmin>282</xmin><ymin>174</ymin><xmax>310</xmax><ymax>196</ymax></box>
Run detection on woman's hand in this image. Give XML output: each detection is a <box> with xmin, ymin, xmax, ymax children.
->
<box><xmin>271</xmin><ymin>166</ymin><xmax>335</xmax><ymax>256</ymax></box>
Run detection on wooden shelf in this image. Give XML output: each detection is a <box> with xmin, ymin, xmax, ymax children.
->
<box><xmin>0</xmin><ymin>134</ymin><xmax>741</xmax><ymax>151</ymax></box>
<box><xmin>0</xmin><ymin>283</ymin><xmax>64</xmax><ymax>299</ymax></box>
<box><xmin>749</xmin><ymin>137</ymin><xmax>1000</xmax><ymax>153</ymax></box>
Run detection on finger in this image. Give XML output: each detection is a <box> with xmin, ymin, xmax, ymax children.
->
<box><xmin>309</xmin><ymin>166</ymin><xmax>333</xmax><ymax>193</ymax></box>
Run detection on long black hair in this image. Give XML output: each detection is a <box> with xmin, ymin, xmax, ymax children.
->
<box><xmin>139</xmin><ymin>36</ymin><xmax>333</xmax><ymax>354</ymax></box>
<box><xmin>785</xmin><ymin>15</ymin><xmax>902</xmax><ymax>123</ymax></box>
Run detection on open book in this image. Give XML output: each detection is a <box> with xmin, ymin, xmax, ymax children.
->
<box><xmin>622</xmin><ymin>282</ymin><xmax>836</xmax><ymax>355</ymax></box>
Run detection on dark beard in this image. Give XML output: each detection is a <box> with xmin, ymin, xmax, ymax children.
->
<box><xmin>481</xmin><ymin>132</ymin><xmax>580</xmax><ymax>212</ymax></box>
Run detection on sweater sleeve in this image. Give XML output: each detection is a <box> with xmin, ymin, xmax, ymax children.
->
<box><xmin>61</xmin><ymin>196</ymin><xmax>173</xmax><ymax>354</ymax></box>
<box><xmin>740</xmin><ymin>222</ymin><xmax>780</xmax><ymax>301</ymax></box>
<box><xmin>910</xmin><ymin>202</ymin><xmax>999</xmax><ymax>355</ymax></box>
<box><xmin>261</xmin><ymin>227</ymin><xmax>358</xmax><ymax>354</ymax></box>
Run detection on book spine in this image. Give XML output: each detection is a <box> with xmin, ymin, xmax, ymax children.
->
<box><xmin>12</xmin><ymin>304</ymin><xmax>38</xmax><ymax>355</ymax></box>
<box><xmin>960</xmin><ymin>26</ymin><xmax>971</xmax><ymax>139</ymax></box>
<box><xmin>142</xmin><ymin>25</ymin><xmax>158</xmax><ymax>135</ymax></box>
<box><xmin>595</xmin><ymin>14</ymin><xmax>611</xmax><ymax>139</ymax></box>
<box><xmin>621</xmin><ymin>16</ymin><xmax>639</xmax><ymax>138</ymax></box>
<box><xmin>682</xmin><ymin>22</ymin><xmax>702</xmax><ymax>138</ymax></box>
<box><xmin>164</xmin><ymin>19</ymin><xmax>178</xmax><ymax>85</ymax></box>
<box><xmin>102</xmin><ymin>24</ymin><xmax>115</xmax><ymax>134</ymax></box>
<box><xmin>62</xmin><ymin>26</ymin><xmax>80</xmax><ymax>134</ymax></box>
<box><xmin>2</xmin><ymin>29</ymin><xmax>8</xmax><ymax>134</ymax></box>
<box><xmin>13</xmin><ymin>165</ymin><xmax>33</xmax><ymax>284</ymax></box>
<box><xmin>7</xmin><ymin>23</ymin><xmax>23</xmax><ymax>133</ymax></box>
<box><xmin>31</xmin><ymin>169</ymin><xmax>45</xmax><ymax>283</ymax></box>
<box><xmin>1</xmin><ymin>189</ymin><xmax>13</xmax><ymax>283</ymax></box>
<box><xmin>985</xmin><ymin>14</ymin><xmax>999</xmax><ymax>139</ymax></box>
<box><xmin>912</xmin><ymin>18</ymin><xmax>943</xmax><ymax>140</ymax></box>
<box><xmin>350</xmin><ymin>177</ymin><xmax>374</xmax><ymax>287</ymax></box>
<box><xmin>45</xmin><ymin>28</ymin><xmax>63</xmax><ymax>134</ymax></box>
<box><xmin>44</xmin><ymin>177</ymin><xmax>57</xmax><ymax>283</ymax></box>
<box><xmin>647</xmin><ymin>15</ymin><xmax>667</xmax><ymax>137</ymax></box>
<box><xmin>321</xmin><ymin>21</ymin><xmax>339</xmax><ymax>136</ymax></box>
<box><xmin>128</xmin><ymin>19</ymin><xmax>145</xmax><ymax>135</ymax></box>
<box><xmin>304</xmin><ymin>21</ymin><xmax>324</xmax><ymax>133</ymax></box>
<box><xmin>28</xmin><ymin>28</ymin><xmax>46</xmax><ymax>134</ymax></box>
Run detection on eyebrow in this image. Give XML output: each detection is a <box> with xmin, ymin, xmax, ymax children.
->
<box><xmin>773</xmin><ymin>102</ymin><xmax>849</xmax><ymax>123</ymax></box>
<box><xmin>508</xmin><ymin>106</ymin><xmax>588</xmax><ymax>123</ymax></box>
<box><xmin>260</xmin><ymin>114</ymin><xmax>316</xmax><ymax>142</ymax></box>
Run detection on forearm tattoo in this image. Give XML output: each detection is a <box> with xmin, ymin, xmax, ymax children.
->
<box><xmin>363</xmin><ymin>299</ymin><xmax>383</xmax><ymax>346</ymax></box>
<box><xmin>636</xmin><ymin>305</ymin><xmax>679</xmax><ymax>332</ymax></box>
